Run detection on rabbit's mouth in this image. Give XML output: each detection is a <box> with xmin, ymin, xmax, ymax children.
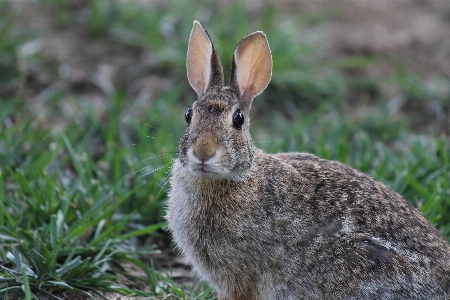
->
<box><xmin>191</xmin><ymin>163</ymin><xmax>220</xmax><ymax>177</ymax></box>
<box><xmin>185</xmin><ymin>148</ymin><xmax>229</xmax><ymax>178</ymax></box>
<box><xmin>197</xmin><ymin>163</ymin><xmax>210</xmax><ymax>173</ymax></box>
<box><xmin>189</xmin><ymin>161</ymin><xmax>234</xmax><ymax>179</ymax></box>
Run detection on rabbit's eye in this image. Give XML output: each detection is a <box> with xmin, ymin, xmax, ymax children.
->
<box><xmin>233</xmin><ymin>110</ymin><xmax>244</xmax><ymax>129</ymax></box>
<box><xmin>185</xmin><ymin>107</ymin><xmax>192</xmax><ymax>125</ymax></box>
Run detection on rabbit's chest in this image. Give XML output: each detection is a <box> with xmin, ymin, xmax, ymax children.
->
<box><xmin>169</xmin><ymin>180</ymin><xmax>269</xmax><ymax>265</ymax></box>
<box><xmin>178</xmin><ymin>195</ymin><xmax>257</xmax><ymax>255</ymax></box>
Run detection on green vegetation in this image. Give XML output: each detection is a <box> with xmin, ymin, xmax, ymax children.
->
<box><xmin>1</xmin><ymin>0</ymin><xmax>449</xmax><ymax>299</ymax></box>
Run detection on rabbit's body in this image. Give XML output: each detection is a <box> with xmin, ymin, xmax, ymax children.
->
<box><xmin>170</xmin><ymin>151</ymin><xmax>450</xmax><ymax>299</ymax></box>
<box><xmin>167</xmin><ymin>21</ymin><xmax>450</xmax><ymax>300</ymax></box>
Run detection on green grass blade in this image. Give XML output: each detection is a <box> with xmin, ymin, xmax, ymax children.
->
<box><xmin>50</xmin><ymin>214</ymin><xmax>58</xmax><ymax>253</ymax></box>
<box><xmin>116</xmin><ymin>222</ymin><xmax>167</xmax><ymax>240</ymax></box>
<box><xmin>21</xmin><ymin>263</ymin><xmax>32</xmax><ymax>300</ymax></box>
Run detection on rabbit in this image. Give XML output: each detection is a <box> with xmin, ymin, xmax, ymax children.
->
<box><xmin>166</xmin><ymin>20</ymin><xmax>450</xmax><ymax>300</ymax></box>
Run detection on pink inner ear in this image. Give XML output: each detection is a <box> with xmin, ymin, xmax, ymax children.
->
<box><xmin>237</xmin><ymin>69</ymin><xmax>248</xmax><ymax>99</ymax></box>
<box><xmin>187</xmin><ymin>22</ymin><xmax>213</xmax><ymax>96</ymax></box>
<box><xmin>238</xmin><ymin>46</ymin><xmax>265</xmax><ymax>99</ymax></box>
<box><xmin>238</xmin><ymin>79</ymin><xmax>253</xmax><ymax>102</ymax></box>
<box><xmin>233</xmin><ymin>32</ymin><xmax>272</xmax><ymax>103</ymax></box>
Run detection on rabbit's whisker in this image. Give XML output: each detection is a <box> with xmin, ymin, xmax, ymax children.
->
<box><xmin>139</xmin><ymin>153</ymin><xmax>172</xmax><ymax>163</ymax></box>
<box><xmin>143</xmin><ymin>123</ymin><xmax>174</xmax><ymax>138</ymax></box>
<box><xmin>156</xmin><ymin>172</ymin><xmax>172</xmax><ymax>200</ymax></box>
<box><xmin>137</xmin><ymin>164</ymin><xmax>170</xmax><ymax>179</ymax></box>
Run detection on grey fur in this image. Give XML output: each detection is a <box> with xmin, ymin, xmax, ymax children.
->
<box><xmin>166</xmin><ymin>21</ymin><xmax>450</xmax><ymax>300</ymax></box>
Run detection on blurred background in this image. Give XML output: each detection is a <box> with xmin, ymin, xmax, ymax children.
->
<box><xmin>1</xmin><ymin>0</ymin><xmax>450</xmax><ymax>298</ymax></box>
<box><xmin>3</xmin><ymin>0</ymin><xmax>450</xmax><ymax>133</ymax></box>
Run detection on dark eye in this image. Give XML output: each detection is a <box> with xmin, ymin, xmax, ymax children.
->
<box><xmin>185</xmin><ymin>107</ymin><xmax>192</xmax><ymax>125</ymax></box>
<box><xmin>232</xmin><ymin>109</ymin><xmax>244</xmax><ymax>129</ymax></box>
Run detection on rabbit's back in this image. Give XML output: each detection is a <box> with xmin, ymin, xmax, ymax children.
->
<box><xmin>276</xmin><ymin>152</ymin><xmax>449</xmax><ymax>257</ymax></box>
<box><xmin>269</xmin><ymin>152</ymin><xmax>450</xmax><ymax>298</ymax></box>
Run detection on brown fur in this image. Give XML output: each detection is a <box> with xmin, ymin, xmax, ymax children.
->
<box><xmin>166</xmin><ymin>21</ymin><xmax>450</xmax><ymax>300</ymax></box>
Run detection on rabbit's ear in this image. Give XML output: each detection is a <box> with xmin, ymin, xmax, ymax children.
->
<box><xmin>230</xmin><ymin>32</ymin><xmax>272</xmax><ymax>108</ymax></box>
<box><xmin>187</xmin><ymin>21</ymin><xmax>224</xmax><ymax>98</ymax></box>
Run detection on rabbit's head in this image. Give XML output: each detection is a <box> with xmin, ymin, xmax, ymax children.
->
<box><xmin>177</xmin><ymin>21</ymin><xmax>272</xmax><ymax>181</ymax></box>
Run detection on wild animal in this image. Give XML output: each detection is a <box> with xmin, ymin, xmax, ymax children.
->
<box><xmin>166</xmin><ymin>21</ymin><xmax>450</xmax><ymax>300</ymax></box>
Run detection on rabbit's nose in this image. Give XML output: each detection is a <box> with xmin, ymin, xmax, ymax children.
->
<box><xmin>192</xmin><ymin>137</ymin><xmax>218</xmax><ymax>162</ymax></box>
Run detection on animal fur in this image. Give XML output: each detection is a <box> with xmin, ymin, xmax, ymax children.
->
<box><xmin>166</xmin><ymin>21</ymin><xmax>450</xmax><ymax>300</ymax></box>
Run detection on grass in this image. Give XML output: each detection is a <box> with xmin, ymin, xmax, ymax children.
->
<box><xmin>1</xmin><ymin>0</ymin><xmax>449</xmax><ymax>299</ymax></box>
<box><xmin>0</xmin><ymin>89</ymin><xmax>211</xmax><ymax>299</ymax></box>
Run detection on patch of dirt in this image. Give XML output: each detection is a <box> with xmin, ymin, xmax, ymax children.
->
<box><xmin>319</xmin><ymin>0</ymin><xmax>450</xmax><ymax>73</ymax></box>
<box><xmin>276</xmin><ymin>0</ymin><xmax>450</xmax><ymax>74</ymax></box>
<box><xmin>150</xmin><ymin>248</ymin><xmax>197</xmax><ymax>287</ymax></box>
<box><xmin>293</xmin><ymin>0</ymin><xmax>450</xmax><ymax>133</ymax></box>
